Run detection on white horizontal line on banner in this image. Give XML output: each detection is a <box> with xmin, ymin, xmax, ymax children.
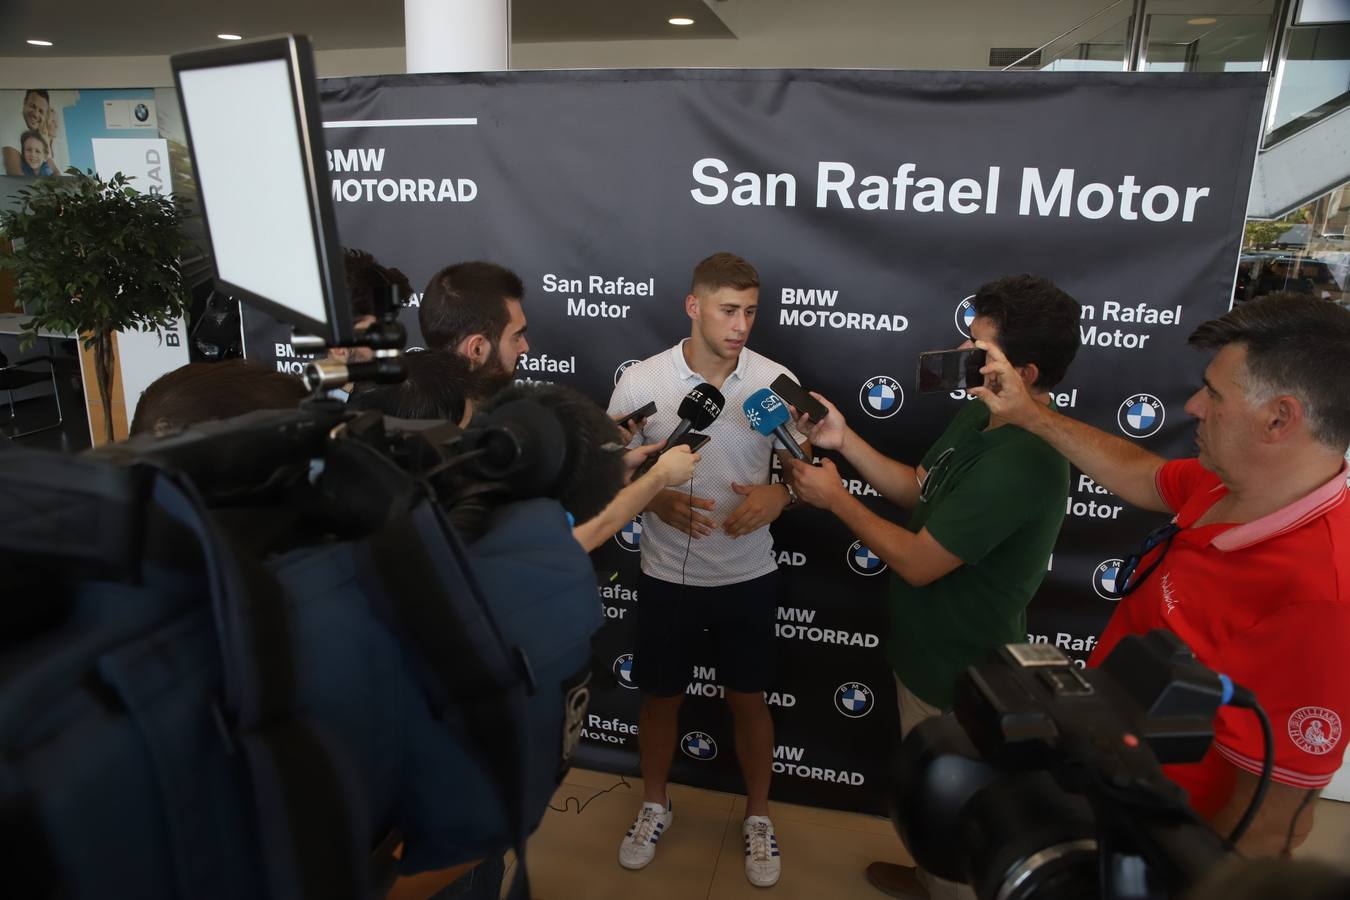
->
<box><xmin>322</xmin><ymin>118</ymin><xmax>478</xmax><ymax>128</ymax></box>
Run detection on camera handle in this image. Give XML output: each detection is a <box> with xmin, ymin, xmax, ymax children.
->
<box><xmin>292</xmin><ymin>318</ymin><xmax>408</xmax><ymax>395</ymax></box>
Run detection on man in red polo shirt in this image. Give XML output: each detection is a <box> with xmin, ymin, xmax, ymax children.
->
<box><xmin>971</xmin><ymin>293</ymin><xmax>1350</xmax><ymax>856</ymax></box>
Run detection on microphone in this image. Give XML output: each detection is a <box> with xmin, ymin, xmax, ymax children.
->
<box><xmin>666</xmin><ymin>382</ymin><xmax>725</xmax><ymax>445</ymax></box>
<box><xmin>743</xmin><ymin>389</ymin><xmax>806</xmax><ymax>461</ymax></box>
<box><xmin>472</xmin><ymin>383</ymin><xmax>628</xmax><ymax>523</ymax></box>
<box><xmin>636</xmin><ymin>383</ymin><xmax>724</xmax><ymax>477</ymax></box>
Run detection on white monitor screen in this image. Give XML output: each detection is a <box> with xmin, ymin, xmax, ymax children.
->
<box><xmin>178</xmin><ymin>58</ymin><xmax>331</xmax><ymax>332</ymax></box>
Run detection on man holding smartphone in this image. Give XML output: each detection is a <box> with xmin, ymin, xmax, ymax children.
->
<box><xmin>607</xmin><ymin>252</ymin><xmax>808</xmax><ymax>888</ymax></box>
<box><xmin>786</xmin><ymin>274</ymin><xmax>1080</xmax><ymax>900</ymax></box>
<box><xmin>971</xmin><ymin>293</ymin><xmax>1350</xmax><ymax>860</ymax></box>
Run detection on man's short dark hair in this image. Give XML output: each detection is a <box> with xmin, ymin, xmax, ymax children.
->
<box><xmin>346</xmin><ymin>350</ymin><xmax>476</xmax><ymax>423</ymax></box>
<box><xmin>691</xmin><ymin>252</ymin><xmax>759</xmax><ymax>295</ymax></box>
<box><xmin>343</xmin><ymin>248</ymin><xmax>413</xmax><ymax>320</ymax></box>
<box><xmin>130</xmin><ymin>360</ymin><xmax>306</xmax><ymax>437</ymax></box>
<box><xmin>24</xmin><ymin>89</ymin><xmax>50</xmax><ymax>106</ymax></box>
<box><xmin>1189</xmin><ymin>293</ymin><xmax>1350</xmax><ymax>450</ymax></box>
<box><xmin>419</xmin><ymin>261</ymin><xmax>524</xmax><ymax>352</ymax></box>
<box><xmin>972</xmin><ymin>275</ymin><xmax>1081</xmax><ymax>390</ymax></box>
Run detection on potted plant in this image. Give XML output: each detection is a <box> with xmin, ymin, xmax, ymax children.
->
<box><xmin>0</xmin><ymin>168</ymin><xmax>194</xmax><ymax>442</ymax></box>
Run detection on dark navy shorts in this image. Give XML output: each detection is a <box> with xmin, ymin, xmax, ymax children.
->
<box><xmin>632</xmin><ymin>570</ymin><xmax>781</xmax><ymax>697</ymax></box>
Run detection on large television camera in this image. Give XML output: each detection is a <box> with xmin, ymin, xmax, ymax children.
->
<box><xmin>0</xmin><ymin>34</ymin><xmax>611</xmax><ymax>900</ymax></box>
<box><xmin>892</xmin><ymin>631</ymin><xmax>1278</xmax><ymax>900</ymax></box>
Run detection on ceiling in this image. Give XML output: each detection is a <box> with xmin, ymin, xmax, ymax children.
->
<box><xmin>2</xmin><ymin>0</ymin><xmax>734</xmax><ymax>57</ymax></box>
<box><xmin>0</xmin><ymin>0</ymin><xmax>1286</xmax><ymax>77</ymax></box>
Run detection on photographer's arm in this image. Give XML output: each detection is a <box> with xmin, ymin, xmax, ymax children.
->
<box><xmin>970</xmin><ymin>341</ymin><xmax>1169</xmax><ymax>513</ymax></box>
<box><xmin>792</xmin><ymin>393</ymin><xmax>920</xmax><ymax>509</ymax></box>
<box><xmin>838</xmin><ymin>429</ymin><xmax>922</xmax><ymax>510</ymax></box>
<box><xmin>1208</xmin><ymin>768</ymin><xmax>1316</xmax><ymax>857</ymax></box>
<box><xmin>573</xmin><ymin>446</ymin><xmax>699</xmax><ymax>552</ymax></box>
<box><xmin>787</xmin><ymin>458</ymin><xmax>962</xmax><ymax>586</ymax></box>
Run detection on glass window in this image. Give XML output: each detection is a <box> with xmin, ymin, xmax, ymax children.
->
<box><xmin>1034</xmin><ymin>2</ymin><xmax>1279</xmax><ymax>73</ymax></box>
<box><xmin>1238</xmin><ymin>180</ymin><xmax>1350</xmax><ymax>308</ymax></box>
<box><xmin>1144</xmin><ymin>13</ymin><xmax>1274</xmax><ymax>72</ymax></box>
<box><xmin>1039</xmin><ymin>17</ymin><xmax>1131</xmax><ymax>71</ymax></box>
<box><xmin>1271</xmin><ymin>23</ymin><xmax>1350</xmax><ymax>131</ymax></box>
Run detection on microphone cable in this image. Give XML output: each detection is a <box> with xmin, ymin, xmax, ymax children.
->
<box><xmin>1218</xmin><ymin>674</ymin><xmax>1273</xmax><ymax>847</ymax></box>
<box><xmin>681</xmin><ymin>468</ymin><xmax>695</xmax><ymax>586</ymax></box>
<box><xmin>548</xmin><ymin>773</ymin><xmax>632</xmax><ymax>815</ymax></box>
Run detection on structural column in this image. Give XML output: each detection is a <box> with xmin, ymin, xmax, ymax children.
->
<box><xmin>405</xmin><ymin>0</ymin><xmax>510</xmax><ymax>73</ymax></box>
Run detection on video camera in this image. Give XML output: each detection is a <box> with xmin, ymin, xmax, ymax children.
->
<box><xmin>0</xmin><ymin>34</ymin><xmax>610</xmax><ymax>900</ymax></box>
<box><xmin>892</xmin><ymin>630</ymin><xmax>1273</xmax><ymax>900</ymax></box>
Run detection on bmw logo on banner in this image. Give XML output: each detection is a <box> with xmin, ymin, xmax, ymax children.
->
<box><xmin>615</xmin><ymin>514</ymin><xmax>643</xmax><ymax>551</ymax></box>
<box><xmin>846</xmin><ymin>540</ymin><xmax>887</xmax><ymax>576</ymax></box>
<box><xmin>955</xmin><ymin>295</ymin><xmax>976</xmax><ymax>338</ymax></box>
<box><xmin>835</xmin><ymin>682</ymin><xmax>874</xmax><ymax>718</ymax></box>
<box><xmin>681</xmin><ymin>731</ymin><xmax>718</xmax><ymax>761</ymax></box>
<box><xmin>614</xmin><ymin>359</ymin><xmax>640</xmax><ymax>386</ymax></box>
<box><xmin>1118</xmin><ymin>393</ymin><xmax>1165</xmax><ymax>439</ymax></box>
<box><xmin>1093</xmin><ymin>558</ymin><xmax>1126</xmax><ymax>600</ymax></box>
<box><xmin>613</xmin><ymin>653</ymin><xmax>636</xmax><ymax>689</ymax></box>
<box><xmin>860</xmin><ymin>376</ymin><xmax>903</xmax><ymax>419</ymax></box>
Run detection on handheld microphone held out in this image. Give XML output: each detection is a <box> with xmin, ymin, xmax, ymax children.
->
<box><xmin>743</xmin><ymin>389</ymin><xmax>806</xmax><ymax>461</ymax></box>
<box><xmin>669</xmin><ymin>382</ymin><xmax>725</xmax><ymax>443</ymax></box>
<box><xmin>636</xmin><ymin>383</ymin><xmax>724</xmax><ymax>477</ymax></box>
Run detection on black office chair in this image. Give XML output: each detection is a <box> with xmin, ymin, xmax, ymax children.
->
<box><xmin>0</xmin><ymin>350</ymin><xmax>64</xmax><ymax>438</ymax></box>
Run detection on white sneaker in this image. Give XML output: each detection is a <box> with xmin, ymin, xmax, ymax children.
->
<box><xmin>618</xmin><ymin>800</ymin><xmax>673</xmax><ymax>870</ymax></box>
<box><xmin>743</xmin><ymin>815</ymin><xmax>781</xmax><ymax>887</ymax></box>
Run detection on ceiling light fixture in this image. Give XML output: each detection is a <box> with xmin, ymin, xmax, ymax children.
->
<box><xmin>668</xmin><ymin>17</ymin><xmax>695</xmax><ymax>26</ymax></box>
<box><xmin>218</xmin><ymin>33</ymin><xmax>243</xmax><ymax>41</ymax></box>
<box><xmin>1186</xmin><ymin>17</ymin><xmax>1218</xmax><ymax>25</ymax></box>
<box><xmin>27</xmin><ymin>39</ymin><xmax>54</xmax><ymax>46</ymax></box>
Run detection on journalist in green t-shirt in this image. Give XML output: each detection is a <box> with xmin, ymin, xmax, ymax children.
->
<box><xmin>785</xmin><ymin>274</ymin><xmax>1080</xmax><ymax>900</ymax></box>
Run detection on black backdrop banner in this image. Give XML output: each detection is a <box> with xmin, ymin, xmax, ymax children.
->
<box><xmin>241</xmin><ymin>69</ymin><xmax>1265</xmax><ymax>815</ymax></box>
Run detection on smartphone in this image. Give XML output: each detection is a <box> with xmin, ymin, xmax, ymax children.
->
<box><xmin>635</xmin><ymin>431</ymin><xmax>709</xmax><ymax>478</ymax></box>
<box><xmin>917</xmin><ymin>348</ymin><xmax>987</xmax><ymax>393</ymax></box>
<box><xmin>769</xmin><ymin>374</ymin><xmax>828</xmax><ymax>422</ymax></box>
<box><xmin>615</xmin><ymin>400</ymin><xmax>657</xmax><ymax>428</ymax></box>
<box><xmin>670</xmin><ymin>432</ymin><xmax>710</xmax><ymax>452</ymax></box>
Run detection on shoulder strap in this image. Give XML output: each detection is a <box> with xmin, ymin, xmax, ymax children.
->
<box><xmin>148</xmin><ymin>467</ymin><xmax>371</xmax><ymax>900</ymax></box>
<box><xmin>358</xmin><ymin>496</ymin><xmax>535</xmax><ymax>900</ymax></box>
<box><xmin>0</xmin><ymin>444</ymin><xmax>147</xmax><ymax>585</ymax></box>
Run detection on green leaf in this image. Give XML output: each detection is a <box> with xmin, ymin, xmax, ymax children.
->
<box><xmin>0</xmin><ymin>169</ymin><xmax>194</xmax><ymax>337</ymax></box>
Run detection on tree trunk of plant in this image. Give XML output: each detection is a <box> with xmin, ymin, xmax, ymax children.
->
<box><xmin>93</xmin><ymin>329</ymin><xmax>116</xmax><ymax>444</ymax></box>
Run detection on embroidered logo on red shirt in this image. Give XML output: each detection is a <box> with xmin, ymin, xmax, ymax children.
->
<box><xmin>1160</xmin><ymin>572</ymin><xmax>1180</xmax><ymax>616</ymax></box>
<box><xmin>1288</xmin><ymin>707</ymin><xmax>1342</xmax><ymax>755</ymax></box>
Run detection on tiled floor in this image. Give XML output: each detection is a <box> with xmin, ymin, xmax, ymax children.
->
<box><xmin>507</xmin><ymin>769</ymin><xmax>1350</xmax><ymax>899</ymax></box>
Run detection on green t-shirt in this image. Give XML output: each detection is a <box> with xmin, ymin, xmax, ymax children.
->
<box><xmin>887</xmin><ymin>400</ymin><xmax>1068</xmax><ymax>709</ymax></box>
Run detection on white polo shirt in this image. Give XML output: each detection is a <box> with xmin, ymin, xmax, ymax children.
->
<box><xmin>607</xmin><ymin>339</ymin><xmax>805</xmax><ymax>587</ymax></box>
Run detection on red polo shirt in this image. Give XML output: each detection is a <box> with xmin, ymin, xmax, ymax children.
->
<box><xmin>1089</xmin><ymin>458</ymin><xmax>1350</xmax><ymax>818</ymax></box>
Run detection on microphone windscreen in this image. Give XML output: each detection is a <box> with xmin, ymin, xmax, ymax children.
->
<box><xmin>678</xmin><ymin>383</ymin><xmax>725</xmax><ymax>430</ymax></box>
<box><xmin>742</xmin><ymin>388</ymin><xmax>791</xmax><ymax>436</ymax></box>
<box><xmin>477</xmin><ymin>383</ymin><xmax>626</xmax><ymax>522</ymax></box>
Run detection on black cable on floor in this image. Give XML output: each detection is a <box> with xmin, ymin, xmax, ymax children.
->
<box><xmin>548</xmin><ymin>774</ymin><xmax>632</xmax><ymax>815</ymax></box>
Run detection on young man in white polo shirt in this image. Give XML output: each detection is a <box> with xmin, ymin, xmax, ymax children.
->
<box><xmin>608</xmin><ymin>252</ymin><xmax>808</xmax><ymax>888</ymax></box>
